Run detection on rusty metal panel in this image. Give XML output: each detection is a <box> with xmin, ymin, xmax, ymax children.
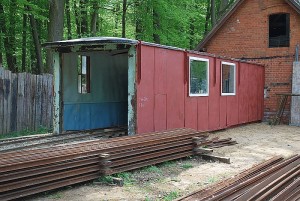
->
<box><xmin>248</xmin><ymin>64</ymin><xmax>258</xmax><ymax>121</ymax></box>
<box><xmin>238</xmin><ymin>63</ymin><xmax>249</xmax><ymax>123</ymax></box>
<box><xmin>208</xmin><ymin>58</ymin><xmax>220</xmax><ymax>130</ymax></box>
<box><xmin>166</xmin><ymin>51</ymin><xmax>185</xmax><ymax>129</ymax></box>
<box><xmin>154</xmin><ymin>94</ymin><xmax>167</xmax><ymax>131</ymax></box>
<box><xmin>137</xmin><ymin>45</ymin><xmax>155</xmax><ymax>134</ymax></box>
<box><xmin>197</xmin><ymin>98</ymin><xmax>209</xmax><ymax>131</ymax></box>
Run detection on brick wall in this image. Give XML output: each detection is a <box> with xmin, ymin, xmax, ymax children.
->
<box><xmin>204</xmin><ymin>0</ymin><xmax>300</xmax><ymax>122</ymax></box>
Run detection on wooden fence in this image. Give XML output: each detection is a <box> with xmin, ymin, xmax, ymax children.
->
<box><xmin>0</xmin><ymin>67</ymin><xmax>53</xmax><ymax>135</ymax></box>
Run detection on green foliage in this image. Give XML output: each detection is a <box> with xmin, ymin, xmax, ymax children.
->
<box><xmin>142</xmin><ymin>165</ymin><xmax>162</xmax><ymax>174</ymax></box>
<box><xmin>0</xmin><ymin>126</ymin><xmax>50</xmax><ymax>140</ymax></box>
<box><xmin>0</xmin><ymin>0</ymin><xmax>236</xmax><ymax>73</ymax></box>
<box><xmin>181</xmin><ymin>163</ymin><xmax>193</xmax><ymax>169</ymax></box>
<box><xmin>97</xmin><ymin>175</ymin><xmax>114</xmax><ymax>184</ymax></box>
<box><xmin>163</xmin><ymin>191</ymin><xmax>180</xmax><ymax>201</ymax></box>
<box><xmin>114</xmin><ymin>172</ymin><xmax>135</xmax><ymax>185</ymax></box>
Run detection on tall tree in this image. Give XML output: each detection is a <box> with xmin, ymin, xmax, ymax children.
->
<box><xmin>0</xmin><ymin>2</ymin><xmax>17</xmax><ymax>72</ymax></box>
<box><xmin>28</xmin><ymin>7</ymin><xmax>43</xmax><ymax>74</ymax></box>
<box><xmin>211</xmin><ymin>0</ymin><xmax>216</xmax><ymax>26</ymax></box>
<box><xmin>46</xmin><ymin>0</ymin><xmax>65</xmax><ymax>73</ymax></box>
<box><xmin>91</xmin><ymin>0</ymin><xmax>99</xmax><ymax>37</ymax></box>
<box><xmin>65</xmin><ymin>0</ymin><xmax>72</xmax><ymax>39</ymax></box>
<box><xmin>80</xmin><ymin>0</ymin><xmax>88</xmax><ymax>36</ymax></box>
<box><xmin>21</xmin><ymin>12</ymin><xmax>27</xmax><ymax>72</ymax></box>
<box><xmin>121</xmin><ymin>0</ymin><xmax>127</xmax><ymax>38</ymax></box>
<box><xmin>152</xmin><ymin>0</ymin><xmax>160</xmax><ymax>44</ymax></box>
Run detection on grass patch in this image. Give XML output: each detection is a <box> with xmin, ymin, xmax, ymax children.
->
<box><xmin>142</xmin><ymin>165</ymin><xmax>162</xmax><ymax>174</ymax></box>
<box><xmin>163</xmin><ymin>191</ymin><xmax>179</xmax><ymax>201</ymax></box>
<box><xmin>0</xmin><ymin>127</ymin><xmax>50</xmax><ymax>140</ymax></box>
<box><xmin>181</xmin><ymin>163</ymin><xmax>193</xmax><ymax>169</ymax></box>
<box><xmin>158</xmin><ymin>160</ymin><xmax>177</xmax><ymax>168</ymax></box>
<box><xmin>97</xmin><ymin>175</ymin><xmax>114</xmax><ymax>184</ymax></box>
<box><xmin>114</xmin><ymin>172</ymin><xmax>135</xmax><ymax>185</ymax></box>
<box><xmin>45</xmin><ymin>191</ymin><xmax>63</xmax><ymax>199</ymax></box>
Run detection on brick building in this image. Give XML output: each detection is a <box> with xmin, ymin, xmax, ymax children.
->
<box><xmin>196</xmin><ymin>0</ymin><xmax>300</xmax><ymax>122</ymax></box>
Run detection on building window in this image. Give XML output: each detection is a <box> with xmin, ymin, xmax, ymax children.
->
<box><xmin>221</xmin><ymin>62</ymin><xmax>236</xmax><ymax>95</ymax></box>
<box><xmin>189</xmin><ymin>57</ymin><xmax>209</xmax><ymax>96</ymax></box>
<box><xmin>78</xmin><ymin>55</ymin><xmax>91</xmax><ymax>94</ymax></box>
<box><xmin>269</xmin><ymin>13</ymin><xmax>290</xmax><ymax>48</ymax></box>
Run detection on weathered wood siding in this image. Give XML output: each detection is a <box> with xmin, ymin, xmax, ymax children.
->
<box><xmin>0</xmin><ymin>67</ymin><xmax>53</xmax><ymax>135</ymax></box>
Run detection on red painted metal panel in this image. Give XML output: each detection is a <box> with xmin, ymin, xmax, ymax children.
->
<box><xmin>185</xmin><ymin>97</ymin><xmax>198</xmax><ymax>130</ymax></box>
<box><xmin>154</xmin><ymin>48</ymin><xmax>167</xmax><ymax>94</ymax></box>
<box><xmin>166</xmin><ymin>51</ymin><xmax>185</xmax><ymax>129</ymax></box>
<box><xmin>238</xmin><ymin>63</ymin><xmax>249</xmax><ymax>123</ymax></box>
<box><xmin>197</xmin><ymin>98</ymin><xmax>209</xmax><ymax>131</ymax></box>
<box><xmin>257</xmin><ymin>67</ymin><xmax>264</xmax><ymax>120</ymax></box>
<box><xmin>137</xmin><ymin>45</ymin><xmax>155</xmax><ymax>133</ymax></box>
<box><xmin>226</xmin><ymin>61</ymin><xmax>239</xmax><ymax>126</ymax></box>
<box><xmin>219</xmin><ymin>96</ymin><xmax>227</xmax><ymax>129</ymax></box>
<box><xmin>154</xmin><ymin>94</ymin><xmax>167</xmax><ymax>131</ymax></box>
<box><xmin>208</xmin><ymin>58</ymin><xmax>220</xmax><ymax>130</ymax></box>
<box><xmin>248</xmin><ymin>64</ymin><xmax>258</xmax><ymax>122</ymax></box>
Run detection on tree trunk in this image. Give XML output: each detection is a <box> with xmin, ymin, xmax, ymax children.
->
<box><xmin>66</xmin><ymin>0</ymin><xmax>72</xmax><ymax>39</ymax></box>
<box><xmin>28</xmin><ymin>8</ymin><xmax>43</xmax><ymax>74</ymax></box>
<box><xmin>219</xmin><ymin>0</ymin><xmax>229</xmax><ymax>17</ymax></box>
<box><xmin>134</xmin><ymin>0</ymin><xmax>142</xmax><ymax>39</ymax></box>
<box><xmin>46</xmin><ymin>0</ymin><xmax>65</xmax><ymax>73</ymax></box>
<box><xmin>153</xmin><ymin>2</ymin><xmax>160</xmax><ymax>44</ymax></box>
<box><xmin>80</xmin><ymin>0</ymin><xmax>88</xmax><ymax>36</ymax></box>
<box><xmin>211</xmin><ymin>0</ymin><xmax>216</xmax><ymax>26</ymax></box>
<box><xmin>91</xmin><ymin>0</ymin><xmax>99</xmax><ymax>37</ymax></box>
<box><xmin>74</xmin><ymin>1</ymin><xmax>81</xmax><ymax>37</ymax></box>
<box><xmin>204</xmin><ymin>0</ymin><xmax>211</xmax><ymax>36</ymax></box>
<box><xmin>0</xmin><ymin>3</ymin><xmax>17</xmax><ymax>72</ymax></box>
<box><xmin>21</xmin><ymin>13</ymin><xmax>27</xmax><ymax>72</ymax></box>
<box><xmin>122</xmin><ymin>0</ymin><xmax>127</xmax><ymax>38</ymax></box>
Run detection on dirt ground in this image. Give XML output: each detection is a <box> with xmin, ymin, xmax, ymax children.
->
<box><xmin>27</xmin><ymin>123</ymin><xmax>300</xmax><ymax>201</ymax></box>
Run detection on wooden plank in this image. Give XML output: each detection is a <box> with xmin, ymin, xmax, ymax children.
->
<box><xmin>6</xmin><ymin>70</ymin><xmax>12</xmax><ymax>134</ymax></box>
<box><xmin>0</xmin><ymin>79</ymin><xmax>4</xmax><ymax>135</ymax></box>
<box><xmin>3</xmin><ymin>70</ymin><xmax>9</xmax><ymax>134</ymax></box>
<box><xmin>200</xmin><ymin>154</ymin><xmax>231</xmax><ymax>164</ymax></box>
<box><xmin>219</xmin><ymin>96</ymin><xmax>227</xmax><ymax>129</ymax></box>
<box><xmin>36</xmin><ymin>75</ymin><xmax>41</xmax><ymax>128</ymax></box>
<box><xmin>17</xmin><ymin>73</ymin><xmax>25</xmax><ymax>131</ymax></box>
<box><xmin>10</xmin><ymin>74</ymin><xmax>18</xmax><ymax>132</ymax></box>
<box><xmin>47</xmin><ymin>74</ymin><xmax>53</xmax><ymax>128</ymax></box>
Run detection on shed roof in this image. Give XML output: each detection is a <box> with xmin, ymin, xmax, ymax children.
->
<box><xmin>43</xmin><ymin>37</ymin><xmax>138</xmax><ymax>48</ymax></box>
<box><xmin>195</xmin><ymin>0</ymin><xmax>300</xmax><ymax>51</ymax></box>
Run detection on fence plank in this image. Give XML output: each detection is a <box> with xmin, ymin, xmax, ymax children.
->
<box><xmin>0</xmin><ymin>69</ymin><xmax>53</xmax><ymax>135</ymax></box>
<box><xmin>0</xmin><ymin>79</ymin><xmax>4</xmax><ymax>134</ymax></box>
<box><xmin>10</xmin><ymin>74</ymin><xmax>18</xmax><ymax>132</ymax></box>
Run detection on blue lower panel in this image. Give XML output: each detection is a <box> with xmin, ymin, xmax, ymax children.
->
<box><xmin>63</xmin><ymin>102</ymin><xmax>127</xmax><ymax>131</ymax></box>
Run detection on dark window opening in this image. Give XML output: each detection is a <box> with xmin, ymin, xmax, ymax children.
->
<box><xmin>269</xmin><ymin>13</ymin><xmax>290</xmax><ymax>48</ymax></box>
<box><xmin>78</xmin><ymin>55</ymin><xmax>91</xmax><ymax>94</ymax></box>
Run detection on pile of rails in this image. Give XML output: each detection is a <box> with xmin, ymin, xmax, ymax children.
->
<box><xmin>178</xmin><ymin>155</ymin><xmax>300</xmax><ymax>201</ymax></box>
<box><xmin>0</xmin><ymin>128</ymin><xmax>236</xmax><ymax>201</ymax></box>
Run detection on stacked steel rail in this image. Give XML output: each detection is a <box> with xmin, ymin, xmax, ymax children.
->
<box><xmin>0</xmin><ymin>128</ymin><xmax>236</xmax><ymax>201</ymax></box>
<box><xmin>178</xmin><ymin>155</ymin><xmax>300</xmax><ymax>201</ymax></box>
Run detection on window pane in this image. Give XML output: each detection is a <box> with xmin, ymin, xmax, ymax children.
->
<box><xmin>78</xmin><ymin>55</ymin><xmax>91</xmax><ymax>94</ymax></box>
<box><xmin>81</xmin><ymin>56</ymin><xmax>87</xmax><ymax>75</ymax></box>
<box><xmin>190</xmin><ymin>59</ymin><xmax>208</xmax><ymax>95</ymax></box>
<box><xmin>269</xmin><ymin>13</ymin><xmax>289</xmax><ymax>47</ymax></box>
<box><xmin>222</xmin><ymin>63</ymin><xmax>235</xmax><ymax>94</ymax></box>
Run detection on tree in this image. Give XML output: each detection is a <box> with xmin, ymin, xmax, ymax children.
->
<box><xmin>46</xmin><ymin>0</ymin><xmax>65</xmax><ymax>73</ymax></box>
<box><xmin>121</xmin><ymin>0</ymin><xmax>127</xmax><ymax>38</ymax></box>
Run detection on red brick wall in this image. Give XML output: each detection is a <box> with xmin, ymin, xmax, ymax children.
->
<box><xmin>204</xmin><ymin>0</ymin><xmax>300</xmax><ymax>122</ymax></box>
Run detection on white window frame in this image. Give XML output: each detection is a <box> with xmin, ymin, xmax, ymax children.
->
<box><xmin>221</xmin><ymin>61</ymin><xmax>236</xmax><ymax>96</ymax></box>
<box><xmin>189</xmin><ymin>57</ymin><xmax>209</xmax><ymax>97</ymax></box>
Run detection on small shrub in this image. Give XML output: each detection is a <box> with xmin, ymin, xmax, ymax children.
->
<box><xmin>163</xmin><ymin>191</ymin><xmax>179</xmax><ymax>201</ymax></box>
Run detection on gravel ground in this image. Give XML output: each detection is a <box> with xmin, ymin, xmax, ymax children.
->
<box><xmin>25</xmin><ymin>122</ymin><xmax>300</xmax><ymax>201</ymax></box>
